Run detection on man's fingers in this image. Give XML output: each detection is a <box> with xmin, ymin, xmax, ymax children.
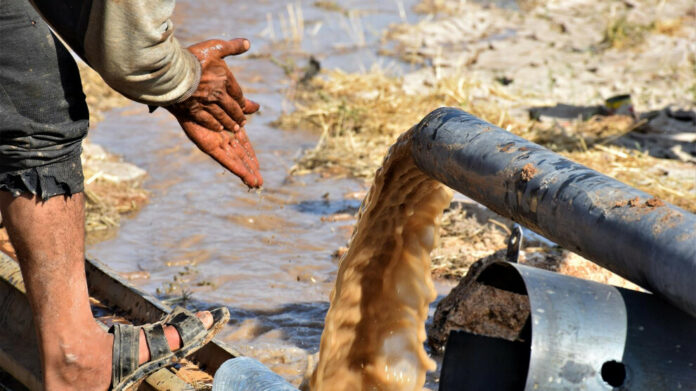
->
<box><xmin>218</xmin><ymin>94</ymin><xmax>246</xmax><ymax>127</ymax></box>
<box><xmin>214</xmin><ymin>147</ymin><xmax>258</xmax><ymax>187</ymax></box>
<box><xmin>232</xmin><ymin>129</ymin><xmax>259</xmax><ymax>174</ymax></box>
<box><xmin>180</xmin><ymin>121</ymin><xmax>262</xmax><ymax>188</ymax></box>
<box><xmin>225</xmin><ymin>69</ymin><xmax>246</xmax><ymax>105</ymax></box>
<box><xmin>216</xmin><ymin>38</ymin><xmax>251</xmax><ymax>58</ymax></box>
<box><xmin>220</xmin><ymin>129</ymin><xmax>262</xmax><ymax>187</ymax></box>
<box><xmin>236</xmin><ymin>128</ymin><xmax>260</xmax><ymax>171</ymax></box>
<box><xmin>243</xmin><ymin>99</ymin><xmax>260</xmax><ymax>115</ymax></box>
<box><xmin>218</xmin><ymin>140</ymin><xmax>263</xmax><ymax>188</ymax></box>
<box><xmin>193</xmin><ymin>110</ymin><xmax>224</xmax><ymax>131</ymax></box>
<box><xmin>206</xmin><ymin>105</ymin><xmax>239</xmax><ymax>131</ymax></box>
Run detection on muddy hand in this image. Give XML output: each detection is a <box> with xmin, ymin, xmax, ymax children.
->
<box><xmin>166</xmin><ymin>38</ymin><xmax>262</xmax><ymax>188</ymax></box>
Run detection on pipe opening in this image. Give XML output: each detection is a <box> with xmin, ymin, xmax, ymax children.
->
<box><xmin>601</xmin><ymin>360</ymin><xmax>626</xmax><ymax>387</ymax></box>
<box><xmin>438</xmin><ymin>262</ymin><xmax>531</xmax><ymax>390</ymax></box>
<box><xmin>477</xmin><ymin>262</ymin><xmax>528</xmax><ymax>295</ymax></box>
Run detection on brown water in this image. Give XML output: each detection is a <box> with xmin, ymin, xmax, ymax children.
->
<box><xmin>312</xmin><ymin>129</ymin><xmax>452</xmax><ymax>390</ymax></box>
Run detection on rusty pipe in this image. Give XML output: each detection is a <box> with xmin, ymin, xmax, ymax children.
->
<box><xmin>411</xmin><ymin>107</ymin><xmax>696</xmax><ymax>316</ymax></box>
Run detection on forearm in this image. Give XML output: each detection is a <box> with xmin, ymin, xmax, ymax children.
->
<box><xmin>30</xmin><ymin>0</ymin><xmax>200</xmax><ymax>106</ymax></box>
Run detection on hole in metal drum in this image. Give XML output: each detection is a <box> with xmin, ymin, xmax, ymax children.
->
<box><xmin>601</xmin><ymin>360</ymin><xmax>626</xmax><ymax>387</ymax></box>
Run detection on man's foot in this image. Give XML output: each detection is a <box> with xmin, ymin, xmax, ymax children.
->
<box><xmin>43</xmin><ymin>311</ymin><xmax>214</xmax><ymax>391</ymax></box>
<box><xmin>0</xmin><ymin>194</ymin><xmax>225</xmax><ymax>391</ymax></box>
<box><xmin>137</xmin><ymin>311</ymin><xmax>214</xmax><ymax>364</ymax></box>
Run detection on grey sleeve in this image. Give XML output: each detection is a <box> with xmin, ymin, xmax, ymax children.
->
<box><xmin>30</xmin><ymin>0</ymin><xmax>201</xmax><ymax>106</ymax></box>
<box><xmin>83</xmin><ymin>0</ymin><xmax>201</xmax><ymax>105</ymax></box>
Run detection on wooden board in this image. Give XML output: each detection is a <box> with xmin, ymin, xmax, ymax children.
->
<box><xmin>0</xmin><ymin>253</ymin><xmax>236</xmax><ymax>391</ymax></box>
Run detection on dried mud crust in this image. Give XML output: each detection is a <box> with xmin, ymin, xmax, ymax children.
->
<box><xmin>613</xmin><ymin>196</ymin><xmax>666</xmax><ymax>209</ymax></box>
<box><xmin>81</xmin><ymin>141</ymin><xmax>149</xmax><ymax>244</ymax></box>
<box><xmin>519</xmin><ymin>163</ymin><xmax>538</xmax><ymax>182</ymax></box>
<box><xmin>428</xmin><ymin>253</ymin><xmax>531</xmax><ymax>352</ymax></box>
<box><xmin>386</xmin><ymin>0</ymin><xmax>696</xmax><ymax>111</ymax></box>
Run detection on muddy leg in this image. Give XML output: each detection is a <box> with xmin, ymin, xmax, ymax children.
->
<box><xmin>0</xmin><ymin>192</ymin><xmax>113</xmax><ymax>390</ymax></box>
<box><xmin>0</xmin><ymin>192</ymin><xmax>213</xmax><ymax>390</ymax></box>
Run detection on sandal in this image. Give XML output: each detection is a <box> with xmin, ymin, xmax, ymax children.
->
<box><xmin>110</xmin><ymin>306</ymin><xmax>230</xmax><ymax>391</ymax></box>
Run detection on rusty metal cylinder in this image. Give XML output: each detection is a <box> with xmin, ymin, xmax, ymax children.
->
<box><xmin>411</xmin><ymin>107</ymin><xmax>696</xmax><ymax>316</ymax></box>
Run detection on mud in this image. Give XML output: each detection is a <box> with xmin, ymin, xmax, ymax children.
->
<box><xmin>644</xmin><ymin>197</ymin><xmax>665</xmax><ymax>208</ymax></box>
<box><xmin>388</xmin><ymin>0</ymin><xmax>696</xmax><ymax>114</ymax></box>
<box><xmin>614</xmin><ymin>196</ymin><xmax>666</xmax><ymax>209</ymax></box>
<box><xmin>614</xmin><ymin>196</ymin><xmax>641</xmax><ymax>208</ymax></box>
<box><xmin>519</xmin><ymin>163</ymin><xmax>537</xmax><ymax>182</ymax></box>
<box><xmin>312</xmin><ymin>129</ymin><xmax>452</xmax><ymax>391</ymax></box>
<box><xmin>428</xmin><ymin>254</ymin><xmax>530</xmax><ymax>352</ymax></box>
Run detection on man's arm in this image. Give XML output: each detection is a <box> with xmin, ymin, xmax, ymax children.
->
<box><xmin>29</xmin><ymin>0</ymin><xmax>263</xmax><ymax>187</ymax></box>
<box><xmin>31</xmin><ymin>0</ymin><xmax>197</xmax><ymax>105</ymax></box>
<box><xmin>83</xmin><ymin>0</ymin><xmax>200</xmax><ymax>105</ymax></box>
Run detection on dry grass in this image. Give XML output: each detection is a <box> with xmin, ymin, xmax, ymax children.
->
<box><xmin>78</xmin><ymin>63</ymin><xmax>129</xmax><ymax>125</ymax></box>
<box><xmin>432</xmin><ymin>202</ymin><xmax>511</xmax><ymax>280</ymax></box>
<box><xmin>274</xmin><ymin>68</ymin><xmax>523</xmax><ymax>178</ymax></box>
<box><xmin>277</xmin><ymin>68</ymin><xmax>695</xmax><ymax>213</ymax></box>
<box><xmin>83</xmin><ymin>179</ymin><xmax>148</xmax><ymax>244</ymax></box>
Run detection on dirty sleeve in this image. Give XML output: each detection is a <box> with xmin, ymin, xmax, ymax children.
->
<box><xmin>29</xmin><ymin>0</ymin><xmax>201</xmax><ymax>106</ymax></box>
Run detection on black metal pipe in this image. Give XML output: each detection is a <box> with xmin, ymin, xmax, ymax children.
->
<box><xmin>411</xmin><ymin>107</ymin><xmax>696</xmax><ymax>317</ymax></box>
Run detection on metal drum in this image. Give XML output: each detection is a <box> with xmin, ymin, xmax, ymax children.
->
<box><xmin>439</xmin><ymin>262</ymin><xmax>696</xmax><ymax>390</ymax></box>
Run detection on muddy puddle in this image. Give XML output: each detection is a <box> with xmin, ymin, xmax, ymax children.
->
<box><xmin>86</xmin><ymin>0</ymin><xmax>511</xmax><ymax>388</ymax></box>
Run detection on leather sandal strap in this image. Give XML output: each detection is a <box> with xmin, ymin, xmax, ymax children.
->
<box><xmin>110</xmin><ymin>323</ymin><xmax>139</xmax><ymax>386</ymax></box>
<box><xmin>142</xmin><ymin>323</ymin><xmax>171</xmax><ymax>361</ymax></box>
<box><xmin>167</xmin><ymin>307</ymin><xmax>205</xmax><ymax>346</ymax></box>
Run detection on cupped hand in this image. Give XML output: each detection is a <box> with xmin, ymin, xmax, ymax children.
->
<box><xmin>166</xmin><ymin>38</ymin><xmax>263</xmax><ymax>188</ymax></box>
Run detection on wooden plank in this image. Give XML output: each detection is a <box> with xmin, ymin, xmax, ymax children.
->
<box><xmin>0</xmin><ymin>255</ymin><xmax>42</xmax><ymax>391</ymax></box>
<box><xmin>0</xmin><ymin>254</ymin><xmax>235</xmax><ymax>390</ymax></box>
<box><xmin>85</xmin><ymin>258</ymin><xmax>171</xmax><ymax>324</ymax></box>
<box><xmin>143</xmin><ymin>369</ymin><xmax>194</xmax><ymax>391</ymax></box>
<box><xmin>0</xmin><ymin>368</ymin><xmax>30</xmax><ymax>391</ymax></box>
<box><xmin>85</xmin><ymin>258</ymin><xmax>239</xmax><ymax>373</ymax></box>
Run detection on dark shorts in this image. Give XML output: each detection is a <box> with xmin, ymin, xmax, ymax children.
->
<box><xmin>0</xmin><ymin>0</ymin><xmax>88</xmax><ymax>200</ymax></box>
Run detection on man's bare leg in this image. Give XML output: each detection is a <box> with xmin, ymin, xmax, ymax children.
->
<box><xmin>0</xmin><ymin>192</ymin><xmax>213</xmax><ymax>390</ymax></box>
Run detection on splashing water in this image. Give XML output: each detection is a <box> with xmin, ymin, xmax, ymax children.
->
<box><xmin>311</xmin><ymin>128</ymin><xmax>453</xmax><ymax>391</ymax></box>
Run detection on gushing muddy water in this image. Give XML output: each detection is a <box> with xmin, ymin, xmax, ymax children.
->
<box><xmin>312</xmin><ymin>130</ymin><xmax>452</xmax><ymax>390</ymax></box>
